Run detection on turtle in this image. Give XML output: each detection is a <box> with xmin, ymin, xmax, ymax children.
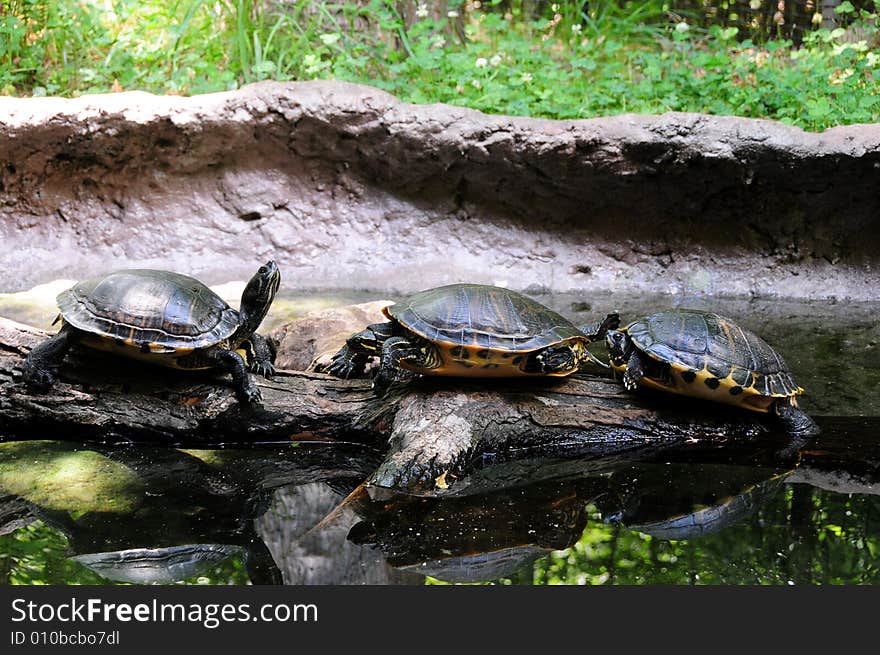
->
<box><xmin>604</xmin><ymin>309</ymin><xmax>818</xmax><ymax>436</ymax></box>
<box><xmin>599</xmin><ymin>455</ymin><xmax>799</xmax><ymax>542</ymax></box>
<box><xmin>324</xmin><ymin>283</ymin><xmax>619</xmax><ymax>390</ymax></box>
<box><xmin>622</xmin><ymin>472</ymin><xmax>789</xmax><ymax>541</ymax></box>
<box><xmin>21</xmin><ymin>261</ymin><xmax>281</xmax><ymax>406</ymax></box>
<box><xmin>70</xmin><ymin>544</ymin><xmax>245</xmax><ymax>585</ymax></box>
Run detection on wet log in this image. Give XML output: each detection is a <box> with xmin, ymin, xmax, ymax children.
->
<box><xmin>0</xmin><ymin>317</ymin><xmax>378</xmax><ymax>444</ymax></box>
<box><xmin>0</xmin><ymin>316</ymin><xmax>789</xmax><ymax>494</ymax></box>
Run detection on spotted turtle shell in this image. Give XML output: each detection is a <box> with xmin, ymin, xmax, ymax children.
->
<box><xmin>385</xmin><ymin>284</ymin><xmax>583</xmax><ymax>351</ymax></box>
<box><xmin>625</xmin><ymin>309</ymin><xmax>801</xmax><ymax>399</ymax></box>
<box><xmin>57</xmin><ymin>270</ymin><xmax>239</xmax><ymax>353</ymax></box>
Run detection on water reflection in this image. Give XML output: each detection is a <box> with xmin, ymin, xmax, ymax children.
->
<box><xmin>600</xmin><ymin>454</ymin><xmax>795</xmax><ymax>541</ymax></box>
<box><xmin>347</xmin><ymin>478</ymin><xmax>596</xmax><ymax>583</ymax></box>
<box><xmin>70</xmin><ymin>545</ymin><xmax>245</xmax><ymax>585</ymax></box>
<box><xmin>0</xmin><ymin>440</ymin><xmax>380</xmax><ymax>584</ymax></box>
<box><xmin>5</xmin><ymin>429</ymin><xmax>875</xmax><ymax>585</ymax></box>
<box><xmin>347</xmin><ymin>440</ymin><xmax>800</xmax><ymax>583</ymax></box>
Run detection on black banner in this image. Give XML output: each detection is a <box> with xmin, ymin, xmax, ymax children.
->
<box><xmin>0</xmin><ymin>585</ymin><xmax>876</xmax><ymax>651</ymax></box>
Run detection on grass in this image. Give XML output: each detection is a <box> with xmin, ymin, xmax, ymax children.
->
<box><xmin>0</xmin><ymin>1</ymin><xmax>878</xmax><ymax>130</ymax></box>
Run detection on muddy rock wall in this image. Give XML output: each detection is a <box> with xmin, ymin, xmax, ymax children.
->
<box><xmin>1</xmin><ymin>80</ymin><xmax>878</xmax><ymax>299</ymax></box>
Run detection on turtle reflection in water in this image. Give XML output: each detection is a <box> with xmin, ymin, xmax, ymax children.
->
<box><xmin>71</xmin><ymin>544</ymin><xmax>243</xmax><ymax>585</ymax></box>
<box><xmin>347</xmin><ymin>478</ymin><xmax>600</xmax><ymax>583</ymax></box>
<box><xmin>21</xmin><ymin>262</ymin><xmax>281</xmax><ymax>405</ymax></box>
<box><xmin>605</xmin><ymin>309</ymin><xmax>818</xmax><ymax>436</ymax></box>
<box><xmin>325</xmin><ymin>283</ymin><xmax>619</xmax><ymax>390</ymax></box>
<box><xmin>600</xmin><ymin>461</ymin><xmax>797</xmax><ymax>541</ymax></box>
<box><xmin>346</xmin><ymin>437</ymin><xmax>801</xmax><ymax>582</ymax></box>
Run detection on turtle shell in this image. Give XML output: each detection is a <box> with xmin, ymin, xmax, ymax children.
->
<box><xmin>383</xmin><ymin>284</ymin><xmax>591</xmax><ymax>378</ymax></box>
<box><xmin>71</xmin><ymin>544</ymin><xmax>243</xmax><ymax>584</ymax></box>
<box><xmin>385</xmin><ymin>284</ymin><xmax>583</xmax><ymax>351</ymax></box>
<box><xmin>624</xmin><ymin>309</ymin><xmax>801</xmax><ymax>409</ymax></box>
<box><xmin>58</xmin><ymin>269</ymin><xmax>239</xmax><ymax>354</ymax></box>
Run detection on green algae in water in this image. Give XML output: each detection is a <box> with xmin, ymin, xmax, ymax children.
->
<box><xmin>0</xmin><ymin>441</ymin><xmax>144</xmax><ymax>514</ymax></box>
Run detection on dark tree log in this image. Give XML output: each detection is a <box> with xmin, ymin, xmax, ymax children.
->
<box><xmin>0</xmin><ymin>318</ymin><xmax>379</xmax><ymax>444</ymax></box>
<box><xmin>0</xmin><ymin>317</ymin><xmax>799</xmax><ymax>494</ymax></box>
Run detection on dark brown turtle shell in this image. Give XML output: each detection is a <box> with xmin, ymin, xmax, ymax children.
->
<box><xmin>57</xmin><ymin>269</ymin><xmax>239</xmax><ymax>353</ymax></box>
<box><xmin>384</xmin><ymin>284</ymin><xmax>584</xmax><ymax>351</ymax></box>
<box><xmin>625</xmin><ymin>309</ymin><xmax>801</xmax><ymax>399</ymax></box>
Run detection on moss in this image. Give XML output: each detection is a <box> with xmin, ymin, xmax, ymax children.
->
<box><xmin>0</xmin><ymin>441</ymin><xmax>144</xmax><ymax>513</ymax></box>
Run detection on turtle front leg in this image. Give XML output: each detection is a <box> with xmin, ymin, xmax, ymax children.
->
<box><xmin>622</xmin><ymin>350</ymin><xmax>646</xmax><ymax>391</ymax></box>
<box><xmin>209</xmin><ymin>348</ymin><xmax>262</xmax><ymax>406</ymax></box>
<box><xmin>373</xmin><ymin>336</ymin><xmax>434</xmax><ymax>392</ymax></box>
<box><xmin>21</xmin><ymin>324</ymin><xmax>77</xmax><ymax>391</ymax></box>
<box><xmin>323</xmin><ymin>322</ymin><xmax>396</xmax><ymax>379</ymax></box>
<box><xmin>242</xmin><ymin>333</ymin><xmax>275</xmax><ymax>379</ymax></box>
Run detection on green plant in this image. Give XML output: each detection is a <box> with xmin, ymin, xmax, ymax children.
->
<box><xmin>0</xmin><ymin>1</ymin><xmax>877</xmax><ymax>131</ymax></box>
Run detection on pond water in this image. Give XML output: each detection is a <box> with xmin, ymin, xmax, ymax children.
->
<box><xmin>0</xmin><ymin>287</ymin><xmax>877</xmax><ymax>585</ymax></box>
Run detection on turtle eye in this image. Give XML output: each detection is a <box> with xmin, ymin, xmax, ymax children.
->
<box><xmin>258</xmin><ymin>266</ymin><xmax>267</xmax><ymax>275</ymax></box>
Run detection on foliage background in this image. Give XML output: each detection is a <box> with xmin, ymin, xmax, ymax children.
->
<box><xmin>0</xmin><ymin>1</ymin><xmax>878</xmax><ymax>130</ymax></box>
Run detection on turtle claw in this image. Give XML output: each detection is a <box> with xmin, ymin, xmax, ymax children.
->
<box><xmin>239</xmin><ymin>384</ymin><xmax>263</xmax><ymax>407</ymax></box>
<box><xmin>622</xmin><ymin>371</ymin><xmax>639</xmax><ymax>392</ymax></box>
<box><xmin>326</xmin><ymin>360</ymin><xmax>353</xmax><ymax>379</ymax></box>
<box><xmin>326</xmin><ymin>350</ymin><xmax>366</xmax><ymax>379</ymax></box>
<box><xmin>371</xmin><ymin>369</ymin><xmax>400</xmax><ymax>394</ymax></box>
<box><xmin>371</xmin><ymin>372</ymin><xmax>390</xmax><ymax>393</ymax></box>
<box><xmin>22</xmin><ymin>365</ymin><xmax>56</xmax><ymax>392</ymax></box>
<box><xmin>251</xmin><ymin>361</ymin><xmax>275</xmax><ymax>379</ymax></box>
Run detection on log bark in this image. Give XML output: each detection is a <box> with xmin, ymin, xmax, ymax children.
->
<box><xmin>0</xmin><ymin>317</ymin><xmax>801</xmax><ymax>494</ymax></box>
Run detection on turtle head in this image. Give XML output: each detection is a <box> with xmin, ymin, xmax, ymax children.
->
<box><xmin>605</xmin><ymin>329</ymin><xmax>630</xmax><ymax>367</ymax></box>
<box><xmin>239</xmin><ymin>261</ymin><xmax>281</xmax><ymax>334</ymax></box>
